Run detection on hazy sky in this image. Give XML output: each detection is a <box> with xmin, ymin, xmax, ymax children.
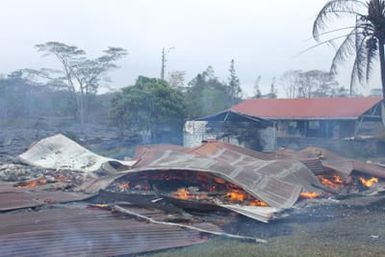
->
<box><xmin>0</xmin><ymin>0</ymin><xmax>379</xmax><ymax>96</ymax></box>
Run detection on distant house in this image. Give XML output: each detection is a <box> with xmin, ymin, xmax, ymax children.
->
<box><xmin>231</xmin><ymin>97</ymin><xmax>384</xmax><ymax>139</ymax></box>
<box><xmin>184</xmin><ymin>97</ymin><xmax>384</xmax><ymax>152</ymax></box>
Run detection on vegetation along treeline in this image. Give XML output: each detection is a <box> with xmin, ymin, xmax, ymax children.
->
<box><xmin>0</xmin><ymin>40</ymin><xmax>358</xmax><ymax>143</ymax></box>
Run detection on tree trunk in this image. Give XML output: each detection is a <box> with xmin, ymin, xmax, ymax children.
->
<box><xmin>79</xmin><ymin>90</ymin><xmax>85</xmax><ymax>130</ymax></box>
<box><xmin>379</xmin><ymin>41</ymin><xmax>385</xmax><ymax>102</ymax></box>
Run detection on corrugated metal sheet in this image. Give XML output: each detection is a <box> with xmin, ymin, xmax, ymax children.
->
<box><xmin>192</xmin><ymin>141</ymin><xmax>275</xmax><ymax>160</ymax></box>
<box><xmin>191</xmin><ymin>141</ymin><xmax>324</xmax><ymax>192</ymax></box>
<box><xmin>277</xmin><ymin>146</ymin><xmax>385</xmax><ymax>178</ymax></box>
<box><xmin>0</xmin><ymin>183</ymin><xmax>90</xmax><ymax>211</ymax></box>
<box><xmin>18</xmin><ymin>134</ymin><xmax>136</xmax><ymax>173</ymax></box>
<box><xmin>0</xmin><ymin>207</ymin><xmax>210</xmax><ymax>257</ymax></box>
<box><xmin>133</xmin><ymin>150</ymin><xmax>303</xmax><ymax>208</ymax></box>
<box><xmin>231</xmin><ymin>97</ymin><xmax>382</xmax><ymax>119</ymax></box>
<box><xmin>79</xmin><ymin>141</ymin><xmax>325</xmax><ymax>210</ymax></box>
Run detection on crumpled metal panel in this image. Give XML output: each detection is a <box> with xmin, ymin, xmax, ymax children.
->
<box><xmin>18</xmin><ymin>134</ymin><xmax>135</xmax><ymax>173</ymax></box>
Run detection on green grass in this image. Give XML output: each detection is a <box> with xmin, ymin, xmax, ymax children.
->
<box><xmin>140</xmin><ymin>234</ymin><xmax>385</xmax><ymax>257</ymax></box>
<box><xmin>140</xmin><ymin>210</ymin><xmax>385</xmax><ymax>257</ymax></box>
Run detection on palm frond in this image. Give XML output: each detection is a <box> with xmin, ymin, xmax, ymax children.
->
<box><xmin>313</xmin><ymin>0</ymin><xmax>365</xmax><ymax>41</ymax></box>
<box><xmin>365</xmin><ymin>37</ymin><xmax>379</xmax><ymax>81</ymax></box>
<box><xmin>305</xmin><ymin>25</ymin><xmax>357</xmax><ymax>42</ymax></box>
<box><xmin>298</xmin><ymin>33</ymin><xmax>359</xmax><ymax>56</ymax></box>
<box><xmin>350</xmin><ymin>32</ymin><xmax>370</xmax><ymax>92</ymax></box>
<box><xmin>330</xmin><ymin>28</ymin><xmax>358</xmax><ymax>74</ymax></box>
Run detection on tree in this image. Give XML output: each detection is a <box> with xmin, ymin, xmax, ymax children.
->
<box><xmin>227</xmin><ymin>59</ymin><xmax>242</xmax><ymax>104</ymax></box>
<box><xmin>0</xmin><ymin>70</ymin><xmax>77</xmax><ymax>122</ymax></box>
<box><xmin>185</xmin><ymin>67</ymin><xmax>232</xmax><ymax>119</ymax></box>
<box><xmin>253</xmin><ymin>75</ymin><xmax>262</xmax><ymax>98</ymax></box>
<box><xmin>110</xmin><ymin>76</ymin><xmax>186</xmax><ymax>143</ymax></box>
<box><xmin>268</xmin><ymin>77</ymin><xmax>277</xmax><ymax>98</ymax></box>
<box><xmin>34</xmin><ymin>42</ymin><xmax>127</xmax><ymax>126</ymax></box>
<box><xmin>304</xmin><ymin>70</ymin><xmax>343</xmax><ymax>97</ymax></box>
<box><xmin>313</xmin><ymin>0</ymin><xmax>385</xmax><ymax>97</ymax></box>
<box><xmin>278</xmin><ymin>70</ymin><xmax>302</xmax><ymax>98</ymax></box>
<box><xmin>167</xmin><ymin>70</ymin><xmax>186</xmax><ymax>89</ymax></box>
<box><xmin>278</xmin><ymin>70</ymin><xmax>346</xmax><ymax>98</ymax></box>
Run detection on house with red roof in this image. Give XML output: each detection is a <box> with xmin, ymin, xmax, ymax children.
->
<box><xmin>230</xmin><ymin>96</ymin><xmax>383</xmax><ymax>138</ymax></box>
<box><xmin>184</xmin><ymin>97</ymin><xmax>384</xmax><ymax>152</ymax></box>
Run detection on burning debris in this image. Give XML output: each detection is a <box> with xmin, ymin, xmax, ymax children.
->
<box><xmin>359</xmin><ymin>176</ymin><xmax>378</xmax><ymax>188</ymax></box>
<box><xmin>318</xmin><ymin>174</ymin><xmax>345</xmax><ymax>190</ymax></box>
<box><xmin>2</xmin><ymin>135</ymin><xmax>385</xmax><ymax>256</ymax></box>
<box><xmin>300</xmin><ymin>191</ymin><xmax>320</xmax><ymax>199</ymax></box>
<box><xmin>15</xmin><ymin>176</ymin><xmax>47</xmax><ymax>188</ymax></box>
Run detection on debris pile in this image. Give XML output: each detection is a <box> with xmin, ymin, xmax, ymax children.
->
<box><xmin>1</xmin><ymin>134</ymin><xmax>385</xmax><ymax>255</ymax></box>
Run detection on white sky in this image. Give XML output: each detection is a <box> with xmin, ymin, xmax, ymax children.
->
<box><xmin>0</xmin><ymin>0</ymin><xmax>380</xmax><ymax>96</ymax></box>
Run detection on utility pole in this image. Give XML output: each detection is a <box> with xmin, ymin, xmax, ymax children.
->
<box><xmin>160</xmin><ymin>47</ymin><xmax>174</xmax><ymax>80</ymax></box>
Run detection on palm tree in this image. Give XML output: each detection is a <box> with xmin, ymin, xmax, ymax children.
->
<box><xmin>313</xmin><ymin>0</ymin><xmax>385</xmax><ymax>98</ymax></box>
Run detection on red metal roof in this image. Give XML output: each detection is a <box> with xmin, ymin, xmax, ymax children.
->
<box><xmin>231</xmin><ymin>97</ymin><xmax>382</xmax><ymax>119</ymax></box>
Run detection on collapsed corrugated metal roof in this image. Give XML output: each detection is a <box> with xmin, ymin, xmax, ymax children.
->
<box><xmin>81</xmin><ymin>145</ymin><xmax>321</xmax><ymax>211</ymax></box>
<box><xmin>8</xmin><ymin>134</ymin><xmax>385</xmax><ymax>256</ymax></box>
<box><xmin>230</xmin><ymin>97</ymin><xmax>382</xmax><ymax>120</ymax></box>
<box><xmin>15</xmin><ymin>134</ymin><xmax>385</xmax><ymax>224</ymax></box>
<box><xmin>190</xmin><ymin>141</ymin><xmax>324</xmax><ymax>193</ymax></box>
<box><xmin>12</xmin><ymin>134</ymin><xmax>316</xmax><ymax>222</ymax></box>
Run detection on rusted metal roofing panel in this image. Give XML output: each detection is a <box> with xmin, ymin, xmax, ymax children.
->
<box><xmin>0</xmin><ymin>183</ymin><xmax>90</xmax><ymax>211</ymax></box>
<box><xmin>278</xmin><ymin>146</ymin><xmax>385</xmax><ymax>178</ymax></box>
<box><xmin>0</xmin><ymin>207</ymin><xmax>210</xmax><ymax>256</ymax></box>
<box><xmin>190</xmin><ymin>141</ymin><xmax>323</xmax><ymax>192</ymax></box>
<box><xmin>129</xmin><ymin>150</ymin><xmax>303</xmax><ymax>209</ymax></box>
<box><xmin>192</xmin><ymin>141</ymin><xmax>275</xmax><ymax>160</ymax></box>
<box><xmin>80</xmin><ymin>142</ymin><xmax>325</xmax><ymax>209</ymax></box>
<box><xmin>134</xmin><ymin>144</ymin><xmax>190</xmax><ymax>159</ymax></box>
<box><xmin>231</xmin><ymin>97</ymin><xmax>382</xmax><ymax>119</ymax></box>
<box><xmin>352</xmin><ymin>161</ymin><xmax>385</xmax><ymax>178</ymax></box>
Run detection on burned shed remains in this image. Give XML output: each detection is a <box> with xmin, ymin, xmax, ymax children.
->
<box><xmin>184</xmin><ymin>110</ymin><xmax>276</xmax><ymax>152</ymax></box>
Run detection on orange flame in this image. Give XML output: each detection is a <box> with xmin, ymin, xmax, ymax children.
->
<box><xmin>173</xmin><ymin>188</ymin><xmax>190</xmax><ymax>200</ymax></box>
<box><xmin>318</xmin><ymin>174</ymin><xmax>344</xmax><ymax>189</ymax></box>
<box><xmin>300</xmin><ymin>191</ymin><xmax>320</xmax><ymax>199</ymax></box>
<box><xmin>214</xmin><ymin>177</ymin><xmax>226</xmax><ymax>184</ymax></box>
<box><xmin>359</xmin><ymin>177</ymin><xmax>378</xmax><ymax>187</ymax></box>
<box><xmin>16</xmin><ymin>177</ymin><xmax>47</xmax><ymax>188</ymax></box>
<box><xmin>118</xmin><ymin>183</ymin><xmax>130</xmax><ymax>191</ymax></box>
<box><xmin>226</xmin><ymin>190</ymin><xmax>247</xmax><ymax>202</ymax></box>
<box><xmin>89</xmin><ymin>204</ymin><xmax>109</xmax><ymax>209</ymax></box>
<box><xmin>249</xmin><ymin>199</ymin><xmax>269</xmax><ymax>207</ymax></box>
